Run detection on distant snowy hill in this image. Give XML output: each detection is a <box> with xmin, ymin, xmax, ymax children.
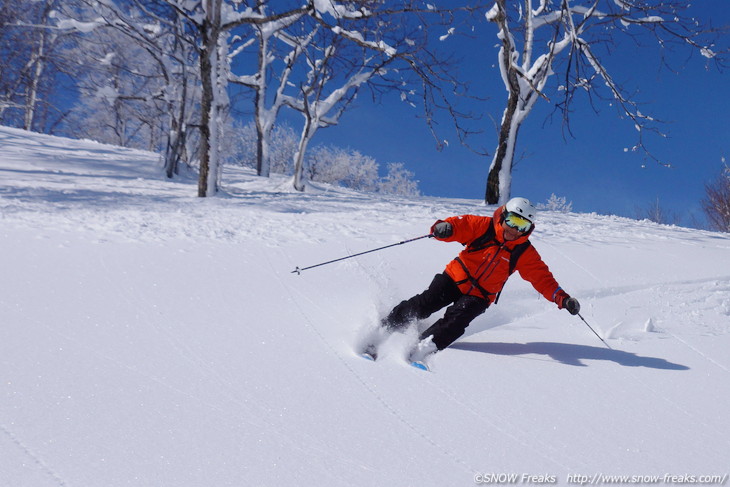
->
<box><xmin>1</xmin><ymin>125</ymin><xmax>729</xmax><ymax>486</ymax></box>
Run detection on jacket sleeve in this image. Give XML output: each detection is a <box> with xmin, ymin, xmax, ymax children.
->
<box><xmin>515</xmin><ymin>245</ymin><xmax>563</xmax><ymax>305</ymax></box>
<box><xmin>431</xmin><ymin>215</ymin><xmax>491</xmax><ymax>245</ymax></box>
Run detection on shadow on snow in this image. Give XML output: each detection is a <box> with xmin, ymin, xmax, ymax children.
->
<box><xmin>451</xmin><ymin>341</ymin><xmax>690</xmax><ymax>370</ymax></box>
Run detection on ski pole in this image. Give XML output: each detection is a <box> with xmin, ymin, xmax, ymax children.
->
<box><xmin>577</xmin><ymin>312</ymin><xmax>613</xmax><ymax>350</ymax></box>
<box><xmin>291</xmin><ymin>234</ymin><xmax>433</xmax><ymax>275</ymax></box>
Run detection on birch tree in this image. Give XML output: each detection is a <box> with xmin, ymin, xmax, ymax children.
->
<box><xmin>283</xmin><ymin>23</ymin><xmax>396</xmax><ymax>192</ymax></box>
<box><xmin>483</xmin><ymin>0</ymin><xmax>728</xmax><ymax>204</ymax></box>
<box><xmin>57</xmin><ymin>0</ymin><xmax>199</xmax><ymax>177</ymax></box>
<box><xmin>276</xmin><ymin>1</ymin><xmax>483</xmax><ymax>192</ymax></box>
<box><xmin>58</xmin><ymin>0</ymin><xmax>312</xmax><ymax>194</ymax></box>
<box><xmin>88</xmin><ymin>0</ymin><xmax>309</xmax><ymax>196</ymax></box>
<box><xmin>21</xmin><ymin>0</ymin><xmax>54</xmax><ymax>130</ymax></box>
<box><xmin>0</xmin><ymin>2</ymin><xmax>31</xmax><ymax>120</ymax></box>
<box><xmin>0</xmin><ymin>0</ymin><xmax>77</xmax><ymax>132</ymax></box>
<box><xmin>184</xmin><ymin>0</ymin><xmax>311</xmax><ymax>196</ymax></box>
<box><xmin>227</xmin><ymin>5</ymin><xmax>311</xmax><ymax>179</ymax></box>
<box><xmin>228</xmin><ymin>1</ymin><xmax>486</xmax><ymax>192</ymax></box>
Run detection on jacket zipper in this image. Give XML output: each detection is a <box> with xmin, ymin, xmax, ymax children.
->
<box><xmin>466</xmin><ymin>243</ymin><xmax>506</xmax><ymax>297</ymax></box>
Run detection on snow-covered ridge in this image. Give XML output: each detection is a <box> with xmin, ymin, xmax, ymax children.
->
<box><xmin>1</xmin><ymin>126</ymin><xmax>720</xmax><ymax>244</ymax></box>
<box><xmin>1</xmin><ymin>126</ymin><xmax>729</xmax><ymax>486</ymax></box>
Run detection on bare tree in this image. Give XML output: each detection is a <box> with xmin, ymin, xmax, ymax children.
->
<box><xmin>635</xmin><ymin>197</ymin><xmax>679</xmax><ymax>226</ymax></box>
<box><xmin>283</xmin><ymin>16</ymin><xmax>398</xmax><ymax>192</ymax></box>
<box><xmin>227</xmin><ymin>4</ymin><xmax>311</xmax><ymax>179</ymax></box>
<box><xmin>378</xmin><ymin>162</ymin><xmax>420</xmax><ymax>197</ymax></box>
<box><xmin>702</xmin><ymin>164</ymin><xmax>730</xmax><ymax>232</ymax></box>
<box><xmin>21</xmin><ymin>0</ymin><xmax>53</xmax><ymax>130</ymax></box>
<box><xmin>483</xmin><ymin>0</ymin><xmax>728</xmax><ymax>204</ymax></box>
<box><xmin>0</xmin><ymin>0</ymin><xmax>78</xmax><ymax>132</ymax></box>
<box><xmin>229</xmin><ymin>1</ymin><xmax>487</xmax><ymax>192</ymax></box>
<box><xmin>183</xmin><ymin>0</ymin><xmax>311</xmax><ymax>196</ymax></box>
<box><xmin>281</xmin><ymin>1</ymin><xmax>486</xmax><ymax>192</ymax></box>
<box><xmin>305</xmin><ymin>145</ymin><xmax>378</xmax><ymax>191</ymax></box>
<box><xmin>69</xmin><ymin>0</ymin><xmax>311</xmax><ymax>196</ymax></box>
<box><xmin>57</xmin><ymin>0</ymin><xmax>200</xmax><ymax>177</ymax></box>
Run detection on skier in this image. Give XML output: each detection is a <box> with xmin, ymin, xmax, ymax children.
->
<box><xmin>375</xmin><ymin>197</ymin><xmax>581</xmax><ymax>366</ymax></box>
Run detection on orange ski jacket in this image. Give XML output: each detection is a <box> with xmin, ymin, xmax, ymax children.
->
<box><xmin>432</xmin><ymin>206</ymin><xmax>567</xmax><ymax>307</ymax></box>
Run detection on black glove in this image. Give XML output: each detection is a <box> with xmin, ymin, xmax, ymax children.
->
<box><xmin>563</xmin><ymin>297</ymin><xmax>580</xmax><ymax>315</ymax></box>
<box><xmin>432</xmin><ymin>221</ymin><xmax>453</xmax><ymax>239</ymax></box>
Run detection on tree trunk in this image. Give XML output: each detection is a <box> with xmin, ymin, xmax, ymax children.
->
<box><xmin>165</xmin><ymin>121</ymin><xmax>185</xmax><ymax>179</ymax></box>
<box><xmin>197</xmin><ymin>0</ymin><xmax>221</xmax><ymax>197</ymax></box>
<box><xmin>486</xmin><ymin>88</ymin><xmax>521</xmax><ymax>205</ymax></box>
<box><xmin>24</xmin><ymin>33</ymin><xmax>45</xmax><ymax>131</ymax></box>
<box><xmin>292</xmin><ymin>112</ymin><xmax>316</xmax><ymax>192</ymax></box>
<box><xmin>486</xmin><ymin>8</ymin><xmax>523</xmax><ymax>206</ymax></box>
<box><xmin>486</xmin><ymin>0</ymin><xmax>521</xmax><ymax>205</ymax></box>
<box><xmin>198</xmin><ymin>46</ymin><xmax>213</xmax><ymax>196</ymax></box>
<box><xmin>254</xmin><ymin>31</ymin><xmax>270</xmax><ymax>178</ymax></box>
<box><xmin>164</xmin><ymin>85</ymin><xmax>186</xmax><ymax>178</ymax></box>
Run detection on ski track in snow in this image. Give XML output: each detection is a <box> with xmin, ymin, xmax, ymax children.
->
<box><xmin>38</xmin><ymin>275</ymin><xmax>371</xmax><ymax>487</ymax></box>
<box><xmin>0</xmin><ymin>423</ymin><xmax>69</xmax><ymax>487</ymax></box>
<box><xmin>334</xmin><ymin>245</ymin><xmax>581</xmax><ymax>471</ymax></box>
<box><xmin>103</xmin><ymin>246</ymin><xmax>388</xmax><ymax>485</ymax></box>
<box><xmin>274</xmin><ymin>244</ymin><xmax>576</xmax><ymax>474</ymax></box>
<box><xmin>265</xmin><ymin>247</ymin><xmax>477</xmax><ymax>477</ymax></box>
<box><xmin>662</xmin><ymin>330</ymin><xmax>730</xmax><ymax>374</ymax></box>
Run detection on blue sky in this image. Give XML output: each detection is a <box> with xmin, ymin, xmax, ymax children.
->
<box><xmin>309</xmin><ymin>3</ymin><xmax>729</xmax><ymax>228</ymax></box>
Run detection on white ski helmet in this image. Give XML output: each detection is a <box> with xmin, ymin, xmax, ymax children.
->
<box><xmin>504</xmin><ymin>197</ymin><xmax>537</xmax><ymax>223</ymax></box>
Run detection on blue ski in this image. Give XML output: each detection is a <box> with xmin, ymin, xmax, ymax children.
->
<box><xmin>410</xmin><ymin>361</ymin><xmax>429</xmax><ymax>371</ymax></box>
<box><xmin>360</xmin><ymin>351</ymin><xmax>377</xmax><ymax>361</ymax></box>
<box><xmin>359</xmin><ymin>343</ymin><xmax>378</xmax><ymax>361</ymax></box>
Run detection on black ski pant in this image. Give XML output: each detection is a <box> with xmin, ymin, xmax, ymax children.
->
<box><xmin>382</xmin><ymin>273</ymin><xmax>489</xmax><ymax>351</ymax></box>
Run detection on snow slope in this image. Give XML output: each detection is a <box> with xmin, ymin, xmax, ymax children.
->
<box><xmin>1</xmin><ymin>126</ymin><xmax>729</xmax><ymax>487</ymax></box>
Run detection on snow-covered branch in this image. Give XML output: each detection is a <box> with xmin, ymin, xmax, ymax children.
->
<box><xmin>482</xmin><ymin>0</ymin><xmax>728</xmax><ymax>204</ymax></box>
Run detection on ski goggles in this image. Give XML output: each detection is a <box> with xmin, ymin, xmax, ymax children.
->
<box><xmin>504</xmin><ymin>211</ymin><xmax>533</xmax><ymax>233</ymax></box>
